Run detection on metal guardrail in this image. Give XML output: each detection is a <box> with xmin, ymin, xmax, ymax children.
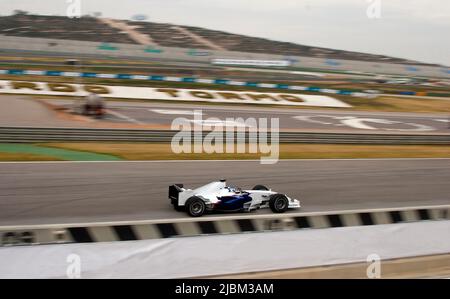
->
<box><xmin>0</xmin><ymin>127</ymin><xmax>449</xmax><ymax>144</ymax></box>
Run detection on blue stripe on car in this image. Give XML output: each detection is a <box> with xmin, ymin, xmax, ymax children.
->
<box><xmin>215</xmin><ymin>193</ymin><xmax>252</xmax><ymax>210</ymax></box>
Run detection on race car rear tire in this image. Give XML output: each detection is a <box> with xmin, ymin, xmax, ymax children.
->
<box><xmin>269</xmin><ymin>194</ymin><xmax>289</xmax><ymax>213</ymax></box>
<box><xmin>186</xmin><ymin>196</ymin><xmax>206</xmax><ymax>217</ymax></box>
<box><xmin>252</xmin><ymin>185</ymin><xmax>269</xmax><ymax>191</ymax></box>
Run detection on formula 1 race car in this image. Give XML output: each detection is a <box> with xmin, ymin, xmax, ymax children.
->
<box><xmin>169</xmin><ymin>179</ymin><xmax>300</xmax><ymax>217</ymax></box>
<box><xmin>73</xmin><ymin>93</ymin><xmax>106</xmax><ymax>118</ymax></box>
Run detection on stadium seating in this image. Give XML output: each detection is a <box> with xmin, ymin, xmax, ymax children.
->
<box><xmin>0</xmin><ymin>14</ymin><xmax>427</xmax><ymax>65</ymax></box>
<box><xmin>0</xmin><ymin>14</ymin><xmax>136</xmax><ymax>44</ymax></box>
<box><xmin>127</xmin><ymin>21</ymin><xmax>210</xmax><ymax>49</ymax></box>
<box><xmin>180</xmin><ymin>25</ymin><xmax>412</xmax><ymax>64</ymax></box>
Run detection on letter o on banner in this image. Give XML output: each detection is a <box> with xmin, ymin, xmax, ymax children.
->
<box><xmin>48</xmin><ymin>83</ymin><xmax>76</xmax><ymax>93</ymax></box>
<box><xmin>84</xmin><ymin>85</ymin><xmax>110</xmax><ymax>94</ymax></box>
<box><xmin>11</xmin><ymin>81</ymin><xmax>41</xmax><ymax>90</ymax></box>
<box><xmin>190</xmin><ymin>91</ymin><xmax>214</xmax><ymax>99</ymax></box>
<box><xmin>278</xmin><ymin>94</ymin><xmax>304</xmax><ymax>103</ymax></box>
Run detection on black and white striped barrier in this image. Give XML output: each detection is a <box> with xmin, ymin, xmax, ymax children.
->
<box><xmin>1</xmin><ymin>205</ymin><xmax>449</xmax><ymax>247</ymax></box>
<box><xmin>0</xmin><ymin>69</ymin><xmax>369</xmax><ymax>97</ymax></box>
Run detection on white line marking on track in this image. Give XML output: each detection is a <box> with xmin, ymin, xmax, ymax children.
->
<box><xmin>1</xmin><ymin>158</ymin><xmax>449</xmax><ymax>164</ymax></box>
<box><xmin>150</xmin><ymin>109</ymin><xmax>203</xmax><ymax>115</ymax></box>
<box><xmin>189</xmin><ymin>119</ymin><xmax>253</xmax><ymax>128</ymax></box>
<box><xmin>0</xmin><ymin>204</ymin><xmax>449</xmax><ymax>229</ymax></box>
<box><xmin>293</xmin><ymin>115</ymin><xmax>436</xmax><ymax>132</ymax></box>
<box><xmin>106</xmin><ymin>109</ymin><xmax>143</xmax><ymax>124</ymax></box>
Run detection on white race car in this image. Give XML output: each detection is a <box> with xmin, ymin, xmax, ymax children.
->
<box><xmin>169</xmin><ymin>179</ymin><xmax>300</xmax><ymax>217</ymax></box>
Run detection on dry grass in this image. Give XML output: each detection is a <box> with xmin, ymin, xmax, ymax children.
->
<box><xmin>0</xmin><ymin>152</ymin><xmax>62</xmax><ymax>161</ymax></box>
<box><xmin>342</xmin><ymin>96</ymin><xmax>450</xmax><ymax>113</ymax></box>
<box><xmin>205</xmin><ymin>253</ymin><xmax>450</xmax><ymax>279</ymax></box>
<box><xmin>41</xmin><ymin>143</ymin><xmax>450</xmax><ymax>160</ymax></box>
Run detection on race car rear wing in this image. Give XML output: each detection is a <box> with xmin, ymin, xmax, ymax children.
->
<box><xmin>169</xmin><ymin>184</ymin><xmax>184</xmax><ymax>204</ymax></box>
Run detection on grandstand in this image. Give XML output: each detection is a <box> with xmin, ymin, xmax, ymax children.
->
<box><xmin>127</xmin><ymin>21</ymin><xmax>210</xmax><ymax>49</ymax></box>
<box><xmin>0</xmin><ymin>13</ymin><xmax>435</xmax><ymax>65</ymax></box>
<box><xmin>0</xmin><ymin>14</ymin><xmax>135</xmax><ymax>44</ymax></box>
<box><xmin>180</xmin><ymin>25</ymin><xmax>415</xmax><ymax>64</ymax></box>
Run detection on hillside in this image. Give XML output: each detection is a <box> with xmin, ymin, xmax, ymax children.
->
<box><xmin>0</xmin><ymin>14</ymin><xmax>433</xmax><ymax>65</ymax></box>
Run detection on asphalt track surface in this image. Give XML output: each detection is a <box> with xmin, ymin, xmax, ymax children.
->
<box><xmin>47</xmin><ymin>99</ymin><xmax>450</xmax><ymax>133</ymax></box>
<box><xmin>0</xmin><ymin>159</ymin><xmax>449</xmax><ymax>225</ymax></box>
<box><xmin>0</xmin><ymin>95</ymin><xmax>449</xmax><ymax>133</ymax></box>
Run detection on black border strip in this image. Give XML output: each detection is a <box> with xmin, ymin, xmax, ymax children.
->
<box><xmin>294</xmin><ymin>216</ymin><xmax>311</xmax><ymax>228</ymax></box>
<box><xmin>113</xmin><ymin>225</ymin><xmax>137</xmax><ymax>241</ymax></box>
<box><xmin>156</xmin><ymin>223</ymin><xmax>179</xmax><ymax>238</ymax></box>
<box><xmin>389</xmin><ymin>211</ymin><xmax>403</xmax><ymax>223</ymax></box>
<box><xmin>197</xmin><ymin>221</ymin><xmax>218</xmax><ymax>234</ymax></box>
<box><xmin>358</xmin><ymin>213</ymin><xmax>374</xmax><ymax>225</ymax></box>
<box><xmin>68</xmin><ymin>227</ymin><xmax>93</xmax><ymax>243</ymax></box>
<box><xmin>417</xmin><ymin>209</ymin><xmax>430</xmax><ymax>220</ymax></box>
<box><xmin>327</xmin><ymin>215</ymin><xmax>343</xmax><ymax>227</ymax></box>
<box><xmin>236</xmin><ymin>219</ymin><xmax>256</xmax><ymax>232</ymax></box>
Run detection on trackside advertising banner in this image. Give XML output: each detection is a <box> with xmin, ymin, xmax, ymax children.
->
<box><xmin>0</xmin><ymin>80</ymin><xmax>351</xmax><ymax>108</ymax></box>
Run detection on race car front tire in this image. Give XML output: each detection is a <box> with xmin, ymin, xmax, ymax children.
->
<box><xmin>269</xmin><ymin>194</ymin><xmax>289</xmax><ymax>213</ymax></box>
<box><xmin>186</xmin><ymin>196</ymin><xmax>206</xmax><ymax>217</ymax></box>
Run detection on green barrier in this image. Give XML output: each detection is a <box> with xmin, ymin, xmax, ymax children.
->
<box><xmin>98</xmin><ymin>43</ymin><xmax>119</xmax><ymax>51</ymax></box>
<box><xmin>144</xmin><ymin>47</ymin><xmax>163</xmax><ymax>53</ymax></box>
<box><xmin>426</xmin><ymin>92</ymin><xmax>450</xmax><ymax>97</ymax></box>
<box><xmin>0</xmin><ymin>144</ymin><xmax>121</xmax><ymax>161</ymax></box>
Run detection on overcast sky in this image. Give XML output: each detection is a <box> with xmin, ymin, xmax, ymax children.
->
<box><xmin>1</xmin><ymin>0</ymin><xmax>449</xmax><ymax>66</ymax></box>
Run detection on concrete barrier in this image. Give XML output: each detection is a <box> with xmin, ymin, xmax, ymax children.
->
<box><xmin>1</xmin><ymin>204</ymin><xmax>449</xmax><ymax>247</ymax></box>
<box><xmin>1</xmin><ymin>220</ymin><xmax>449</xmax><ymax>278</ymax></box>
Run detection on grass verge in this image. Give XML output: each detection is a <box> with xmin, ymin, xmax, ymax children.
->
<box><xmin>343</xmin><ymin>95</ymin><xmax>450</xmax><ymax>113</ymax></box>
<box><xmin>40</xmin><ymin>143</ymin><xmax>450</xmax><ymax>160</ymax></box>
<box><xmin>0</xmin><ymin>143</ymin><xmax>121</xmax><ymax>161</ymax></box>
<box><xmin>0</xmin><ymin>152</ymin><xmax>63</xmax><ymax>161</ymax></box>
